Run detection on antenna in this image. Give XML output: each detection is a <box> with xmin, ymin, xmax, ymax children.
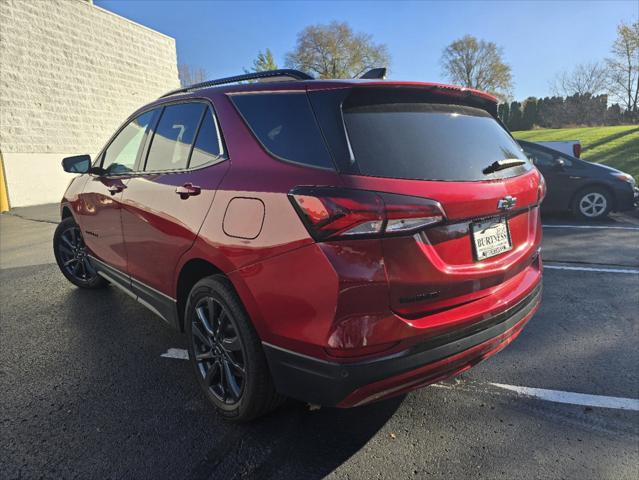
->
<box><xmin>360</xmin><ymin>68</ymin><xmax>387</xmax><ymax>79</ymax></box>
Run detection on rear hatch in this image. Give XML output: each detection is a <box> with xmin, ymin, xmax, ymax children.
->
<box><xmin>309</xmin><ymin>85</ymin><xmax>543</xmax><ymax>317</ymax></box>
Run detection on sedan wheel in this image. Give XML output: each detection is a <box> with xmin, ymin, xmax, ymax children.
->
<box><xmin>574</xmin><ymin>188</ymin><xmax>611</xmax><ymax>220</ymax></box>
<box><xmin>579</xmin><ymin>192</ymin><xmax>607</xmax><ymax>218</ymax></box>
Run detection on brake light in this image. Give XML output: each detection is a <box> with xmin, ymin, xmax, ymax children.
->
<box><xmin>538</xmin><ymin>174</ymin><xmax>547</xmax><ymax>203</ymax></box>
<box><xmin>573</xmin><ymin>144</ymin><xmax>581</xmax><ymax>158</ymax></box>
<box><xmin>289</xmin><ymin>187</ymin><xmax>445</xmax><ymax>241</ymax></box>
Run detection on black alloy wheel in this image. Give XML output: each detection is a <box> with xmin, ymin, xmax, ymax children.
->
<box><xmin>53</xmin><ymin>217</ymin><xmax>107</xmax><ymax>288</ymax></box>
<box><xmin>185</xmin><ymin>275</ymin><xmax>283</xmax><ymax>421</ymax></box>
<box><xmin>191</xmin><ymin>296</ymin><xmax>246</xmax><ymax>404</ymax></box>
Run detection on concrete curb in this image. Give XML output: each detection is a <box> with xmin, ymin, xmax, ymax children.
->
<box><xmin>4</xmin><ymin>203</ymin><xmax>60</xmax><ymax>224</ymax></box>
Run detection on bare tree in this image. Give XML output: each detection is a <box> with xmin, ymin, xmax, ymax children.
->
<box><xmin>285</xmin><ymin>22</ymin><xmax>390</xmax><ymax>78</ymax></box>
<box><xmin>440</xmin><ymin>35</ymin><xmax>513</xmax><ymax>101</ymax></box>
<box><xmin>551</xmin><ymin>62</ymin><xmax>608</xmax><ymax>96</ymax></box>
<box><xmin>246</xmin><ymin>49</ymin><xmax>278</xmax><ymax>73</ymax></box>
<box><xmin>178</xmin><ymin>64</ymin><xmax>208</xmax><ymax>87</ymax></box>
<box><xmin>606</xmin><ymin>21</ymin><xmax>639</xmax><ymax>114</ymax></box>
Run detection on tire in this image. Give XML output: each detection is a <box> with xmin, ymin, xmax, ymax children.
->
<box><xmin>572</xmin><ymin>187</ymin><xmax>612</xmax><ymax>220</ymax></box>
<box><xmin>53</xmin><ymin>217</ymin><xmax>108</xmax><ymax>289</ymax></box>
<box><xmin>185</xmin><ymin>275</ymin><xmax>283</xmax><ymax>421</ymax></box>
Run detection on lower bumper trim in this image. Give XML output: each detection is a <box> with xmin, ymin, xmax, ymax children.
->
<box><xmin>263</xmin><ymin>282</ymin><xmax>541</xmax><ymax>406</ymax></box>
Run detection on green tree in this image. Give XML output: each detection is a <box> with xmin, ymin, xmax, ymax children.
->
<box><xmin>522</xmin><ymin>97</ymin><xmax>538</xmax><ymax>130</ymax></box>
<box><xmin>508</xmin><ymin>101</ymin><xmax>522</xmax><ymax>130</ymax></box>
<box><xmin>497</xmin><ymin>102</ymin><xmax>509</xmax><ymax>125</ymax></box>
<box><xmin>606</xmin><ymin>103</ymin><xmax>623</xmax><ymax>125</ymax></box>
<box><xmin>536</xmin><ymin>98</ymin><xmax>547</xmax><ymax>127</ymax></box>
<box><xmin>606</xmin><ymin>21</ymin><xmax>639</xmax><ymax>116</ymax></box>
<box><xmin>440</xmin><ymin>35</ymin><xmax>513</xmax><ymax>101</ymax></box>
<box><xmin>247</xmin><ymin>48</ymin><xmax>278</xmax><ymax>73</ymax></box>
<box><xmin>285</xmin><ymin>21</ymin><xmax>390</xmax><ymax>78</ymax></box>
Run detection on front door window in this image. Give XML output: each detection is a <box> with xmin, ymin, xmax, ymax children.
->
<box><xmin>102</xmin><ymin>110</ymin><xmax>156</xmax><ymax>175</ymax></box>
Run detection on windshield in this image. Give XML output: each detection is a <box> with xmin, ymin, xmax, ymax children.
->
<box><xmin>343</xmin><ymin>103</ymin><xmax>531</xmax><ymax>181</ymax></box>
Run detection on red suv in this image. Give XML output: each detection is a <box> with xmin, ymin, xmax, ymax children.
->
<box><xmin>55</xmin><ymin>69</ymin><xmax>543</xmax><ymax>421</ymax></box>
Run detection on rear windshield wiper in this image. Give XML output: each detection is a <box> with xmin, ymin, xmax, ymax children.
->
<box><xmin>482</xmin><ymin>159</ymin><xmax>526</xmax><ymax>175</ymax></box>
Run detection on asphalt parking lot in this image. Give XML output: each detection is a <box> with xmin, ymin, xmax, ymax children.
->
<box><xmin>1</xmin><ymin>206</ymin><xmax>638</xmax><ymax>479</ymax></box>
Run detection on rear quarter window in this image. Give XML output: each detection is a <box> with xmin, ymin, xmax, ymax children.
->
<box><xmin>145</xmin><ymin>102</ymin><xmax>206</xmax><ymax>172</ymax></box>
<box><xmin>189</xmin><ymin>108</ymin><xmax>226</xmax><ymax>168</ymax></box>
<box><xmin>230</xmin><ymin>92</ymin><xmax>335</xmax><ymax>170</ymax></box>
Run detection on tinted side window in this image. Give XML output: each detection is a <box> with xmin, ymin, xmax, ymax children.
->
<box><xmin>559</xmin><ymin>155</ymin><xmax>573</xmax><ymax>167</ymax></box>
<box><xmin>523</xmin><ymin>145</ymin><xmax>573</xmax><ymax>168</ymax></box>
<box><xmin>103</xmin><ymin>110</ymin><xmax>155</xmax><ymax>174</ymax></box>
<box><xmin>145</xmin><ymin>103</ymin><xmax>206</xmax><ymax>171</ymax></box>
<box><xmin>523</xmin><ymin>145</ymin><xmax>555</xmax><ymax>167</ymax></box>
<box><xmin>189</xmin><ymin>108</ymin><xmax>225</xmax><ymax>168</ymax></box>
<box><xmin>231</xmin><ymin>92</ymin><xmax>334</xmax><ymax>169</ymax></box>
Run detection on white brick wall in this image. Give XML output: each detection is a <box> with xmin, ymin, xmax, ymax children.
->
<box><xmin>0</xmin><ymin>0</ymin><xmax>180</xmax><ymax>206</ymax></box>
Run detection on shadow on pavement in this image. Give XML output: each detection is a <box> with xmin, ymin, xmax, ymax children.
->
<box><xmin>1</xmin><ymin>268</ymin><xmax>401</xmax><ymax>480</ymax></box>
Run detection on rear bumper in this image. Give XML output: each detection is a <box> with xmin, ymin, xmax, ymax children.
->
<box><xmin>263</xmin><ymin>281</ymin><xmax>541</xmax><ymax>407</ymax></box>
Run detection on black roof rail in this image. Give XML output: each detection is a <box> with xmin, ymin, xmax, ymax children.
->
<box><xmin>359</xmin><ymin>67</ymin><xmax>387</xmax><ymax>79</ymax></box>
<box><xmin>160</xmin><ymin>69</ymin><xmax>314</xmax><ymax>98</ymax></box>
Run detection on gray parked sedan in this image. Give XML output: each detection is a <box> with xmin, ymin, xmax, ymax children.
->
<box><xmin>518</xmin><ymin>140</ymin><xmax>637</xmax><ymax>220</ymax></box>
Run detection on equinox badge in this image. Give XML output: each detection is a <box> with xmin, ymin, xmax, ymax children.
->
<box><xmin>497</xmin><ymin>195</ymin><xmax>517</xmax><ymax>210</ymax></box>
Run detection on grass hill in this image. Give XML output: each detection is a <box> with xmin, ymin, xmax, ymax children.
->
<box><xmin>513</xmin><ymin>125</ymin><xmax>639</xmax><ymax>180</ymax></box>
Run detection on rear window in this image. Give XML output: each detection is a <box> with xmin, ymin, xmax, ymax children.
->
<box><xmin>231</xmin><ymin>92</ymin><xmax>335</xmax><ymax>170</ymax></box>
<box><xmin>343</xmin><ymin>103</ymin><xmax>531</xmax><ymax>181</ymax></box>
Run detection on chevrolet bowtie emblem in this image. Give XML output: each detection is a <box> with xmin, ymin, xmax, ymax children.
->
<box><xmin>497</xmin><ymin>196</ymin><xmax>517</xmax><ymax>210</ymax></box>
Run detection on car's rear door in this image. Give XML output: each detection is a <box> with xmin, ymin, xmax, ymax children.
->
<box><xmin>120</xmin><ymin>100</ymin><xmax>229</xmax><ymax>315</ymax></box>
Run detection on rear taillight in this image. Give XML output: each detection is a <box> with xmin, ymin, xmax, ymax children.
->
<box><xmin>573</xmin><ymin>144</ymin><xmax>581</xmax><ymax>158</ymax></box>
<box><xmin>289</xmin><ymin>187</ymin><xmax>445</xmax><ymax>241</ymax></box>
<box><xmin>537</xmin><ymin>174</ymin><xmax>547</xmax><ymax>203</ymax></box>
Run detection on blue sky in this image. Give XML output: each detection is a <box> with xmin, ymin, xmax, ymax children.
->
<box><xmin>96</xmin><ymin>0</ymin><xmax>637</xmax><ymax>100</ymax></box>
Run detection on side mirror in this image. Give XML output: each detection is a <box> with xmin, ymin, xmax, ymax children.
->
<box><xmin>553</xmin><ymin>157</ymin><xmax>566</xmax><ymax>169</ymax></box>
<box><xmin>62</xmin><ymin>155</ymin><xmax>92</xmax><ymax>174</ymax></box>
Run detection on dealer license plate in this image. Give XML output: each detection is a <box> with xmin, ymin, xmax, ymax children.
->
<box><xmin>471</xmin><ymin>217</ymin><xmax>512</xmax><ymax>261</ymax></box>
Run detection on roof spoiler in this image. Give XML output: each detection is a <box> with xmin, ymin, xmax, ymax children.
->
<box><xmin>160</xmin><ymin>69</ymin><xmax>313</xmax><ymax>98</ymax></box>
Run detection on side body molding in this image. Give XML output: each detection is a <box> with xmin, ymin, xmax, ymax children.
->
<box><xmin>90</xmin><ymin>255</ymin><xmax>179</xmax><ymax>329</ymax></box>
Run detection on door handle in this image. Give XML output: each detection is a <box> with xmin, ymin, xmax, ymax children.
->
<box><xmin>175</xmin><ymin>183</ymin><xmax>201</xmax><ymax>199</ymax></box>
<box><xmin>107</xmin><ymin>184</ymin><xmax>125</xmax><ymax>195</ymax></box>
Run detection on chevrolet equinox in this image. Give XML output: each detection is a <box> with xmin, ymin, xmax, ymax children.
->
<box><xmin>55</xmin><ymin>69</ymin><xmax>543</xmax><ymax>421</ymax></box>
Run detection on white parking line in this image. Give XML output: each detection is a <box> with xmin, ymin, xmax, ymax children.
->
<box><xmin>544</xmin><ymin>265</ymin><xmax>639</xmax><ymax>274</ymax></box>
<box><xmin>161</xmin><ymin>348</ymin><xmax>189</xmax><ymax>360</ymax></box>
<box><xmin>543</xmin><ymin>224</ymin><xmax>639</xmax><ymax>231</ymax></box>
<box><xmin>161</xmin><ymin>349</ymin><xmax>639</xmax><ymax>411</ymax></box>
<box><xmin>490</xmin><ymin>383</ymin><xmax>639</xmax><ymax>411</ymax></box>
